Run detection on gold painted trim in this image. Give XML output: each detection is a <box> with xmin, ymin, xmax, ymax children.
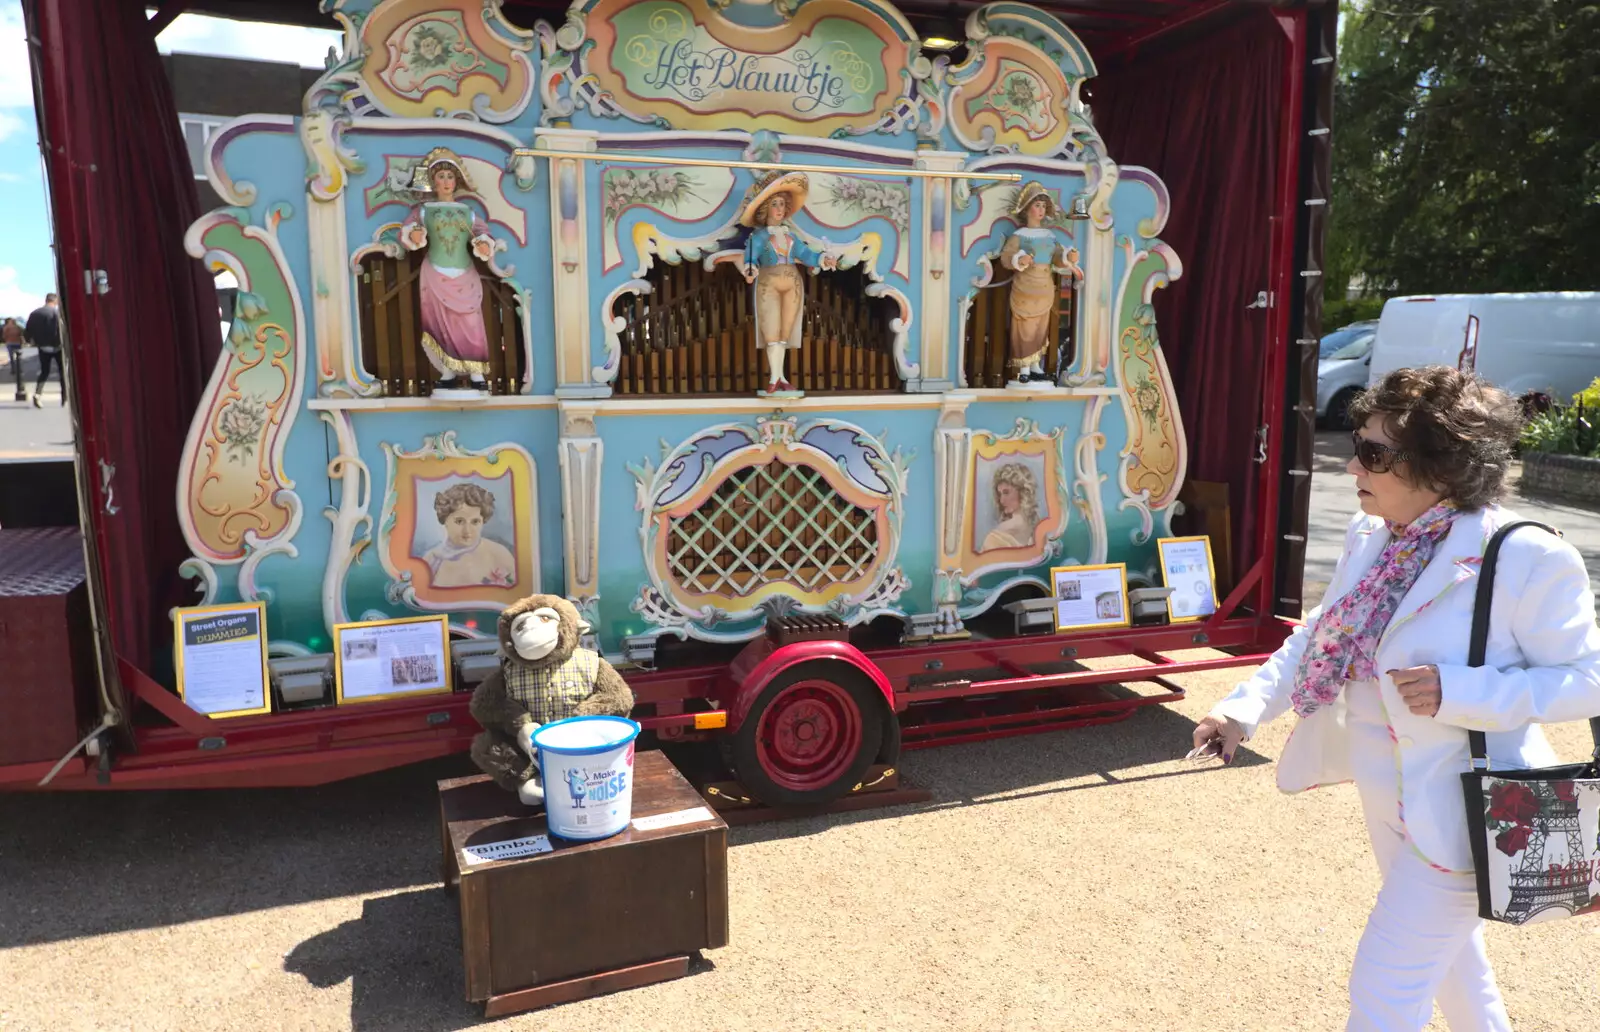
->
<box><xmin>420</xmin><ymin>331</ymin><xmax>491</xmax><ymax>377</ymax></box>
<box><xmin>308</xmin><ymin>397</ymin><xmax>562</xmax><ymax>412</ymax></box>
<box><xmin>172</xmin><ymin>601</ymin><xmax>273</xmax><ymax>719</ymax></box>
<box><xmin>598</xmin><ymin>394</ymin><xmax>948</xmax><ymax>416</ymax></box>
<box><xmin>517</xmin><ymin>148</ymin><xmax>1023</xmax><ymax>183</ymax></box>
<box><xmin>1048</xmin><ymin>562</ymin><xmax>1131</xmax><ymax>633</ymax></box>
<box><xmin>1156</xmin><ymin>535</ymin><xmax>1218</xmax><ymax>624</ymax></box>
<box><xmin>332</xmin><ymin>614</ymin><xmax>454</xmax><ymax>705</ymax></box>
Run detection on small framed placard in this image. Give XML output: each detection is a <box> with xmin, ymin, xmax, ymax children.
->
<box><xmin>1157</xmin><ymin>536</ymin><xmax>1218</xmax><ymax>623</ymax></box>
<box><xmin>173</xmin><ymin>602</ymin><xmax>272</xmax><ymax>718</ymax></box>
<box><xmin>1050</xmin><ymin>563</ymin><xmax>1131</xmax><ymax>632</ymax></box>
<box><xmin>333</xmin><ymin>614</ymin><xmax>453</xmax><ymax>704</ymax></box>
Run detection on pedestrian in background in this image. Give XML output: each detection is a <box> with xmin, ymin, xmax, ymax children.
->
<box><xmin>1</xmin><ymin>316</ymin><xmax>23</xmax><ymax>403</ymax></box>
<box><xmin>2</xmin><ymin>316</ymin><xmax>22</xmax><ymax>365</ymax></box>
<box><xmin>24</xmin><ymin>292</ymin><xmax>64</xmax><ymax>408</ymax></box>
<box><xmin>1190</xmin><ymin>366</ymin><xmax>1600</xmax><ymax>1031</ymax></box>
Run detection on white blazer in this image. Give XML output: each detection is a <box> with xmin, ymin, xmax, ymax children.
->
<box><xmin>1213</xmin><ymin>503</ymin><xmax>1600</xmax><ymax>872</ymax></box>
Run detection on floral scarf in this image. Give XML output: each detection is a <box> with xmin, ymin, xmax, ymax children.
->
<box><xmin>1290</xmin><ymin>502</ymin><xmax>1461</xmax><ymax>717</ymax></box>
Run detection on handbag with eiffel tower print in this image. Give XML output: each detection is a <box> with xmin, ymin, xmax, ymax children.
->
<box><xmin>1460</xmin><ymin>521</ymin><xmax>1600</xmax><ymax>925</ymax></box>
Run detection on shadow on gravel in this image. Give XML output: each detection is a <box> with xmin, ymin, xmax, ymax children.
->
<box><xmin>0</xmin><ymin>752</ymin><xmax>479</xmax><ymax>950</ymax></box>
<box><xmin>0</xmin><ymin>701</ymin><xmax>1263</xmax><ymax>950</ymax></box>
<box><xmin>281</xmin><ymin>889</ymin><xmax>717</xmax><ymax>1032</ymax></box>
<box><xmin>730</xmin><ymin>701</ymin><xmax>1268</xmax><ymax>847</ymax></box>
<box><xmin>282</xmin><ymin>887</ymin><xmax>478</xmax><ymax>1032</ymax></box>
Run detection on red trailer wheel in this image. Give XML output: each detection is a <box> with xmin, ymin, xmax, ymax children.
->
<box><xmin>729</xmin><ymin>660</ymin><xmax>884</xmax><ymax>807</ymax></box>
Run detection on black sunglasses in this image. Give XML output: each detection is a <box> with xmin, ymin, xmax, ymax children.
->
<box><xmin>1351</xmin><ymin>432</ymin><xmax>1408</xmax><ymax>474</ymax></box>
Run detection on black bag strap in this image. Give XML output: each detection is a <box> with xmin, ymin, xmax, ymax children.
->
<box><xmin>1465</xmin><ymin>519</ymin><xmax>1600</xmax><ymax>766</ymax></box>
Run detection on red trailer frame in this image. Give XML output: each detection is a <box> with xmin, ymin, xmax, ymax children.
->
<box><xmin>3</xmin><ymin>0</ymin><xmax>1335</xmax><ymax>800</ymax></box>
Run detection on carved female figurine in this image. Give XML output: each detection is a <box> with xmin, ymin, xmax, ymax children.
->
<box><xmin>739</xmin><ymin>171</ymin><xmax>838</xmax><ymax>397</ymax></box>
<box><xmin>999</xmin><ymin>182</ymin><xmax>1083</xmax><ymax>388</ymax></box>
<box><xmin>401</xmin><ymin>148</ymin><xmax>497</xmax><ymax>393</ymax></box>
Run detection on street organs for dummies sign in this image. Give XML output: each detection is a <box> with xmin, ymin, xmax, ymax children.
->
<box><xmin>581</xmin><ymin>0</ymin><xmax>911</xmax><ymax>134</ymax></box>
<box><xmin>173</xmin><ymin>602</ymin><xmax>272</xmax><ymax>718</ymax></box>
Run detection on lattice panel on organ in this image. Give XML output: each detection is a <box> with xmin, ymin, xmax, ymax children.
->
<box><xmin>665</xmin><ymin>460</ymin><xmax>880</xmax><ymax>597</ymax></box>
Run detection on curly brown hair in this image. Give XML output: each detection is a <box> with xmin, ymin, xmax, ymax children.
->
<box><xmin>1347</xmin><ymin>365</ymin><xmax>1523</xmax><ymax>510</ymax></box>
<box><xmin>434</xmin><ymin>482</ymin><xmax>496</xmax><ymax>524</ymax></box>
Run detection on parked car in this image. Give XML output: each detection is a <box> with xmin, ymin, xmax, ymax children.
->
<box><xmin>1316</xmin><ymin>319</ymin><xmax>1378</xmax><ymax>428</ymax></box>
<box><xmin>1368</xmin><ymin>292</ymin><xmax>1600</xmax><ymax>403</ymax></box>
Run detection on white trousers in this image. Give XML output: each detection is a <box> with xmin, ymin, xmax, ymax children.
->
<box><xmin>1345</xmin><ymin>683</ymin><xmax>1512</xmax><ymax>1031</ymax></box>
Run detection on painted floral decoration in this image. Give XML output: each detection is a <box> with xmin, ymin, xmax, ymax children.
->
<box><xmin>979</xmin><ymin>62</ymin><xmax>1057</xmax><ymax>138</ymax></box>
<box><xmin>1131</xmin><ymin>376</ymin><xmax>1163</xmax><ymax>433</ymax></box>
<box><xmin>822</xmin><ymin>177</ymin><xmax>910</xmax><ymax>231</ymax></box>
<box><xmin>218</xmin><ymin>395</ymin><xmax>268</xmax><ymax>464</ymax></box>
<box><xmin>1003</xmin><ymin>72</ymin><xmax>1039</xmax><ymax>115</ymax></box>
<box><xmin>409</xmin><ymin>25</ymin><xmax>452</xmax><ymax>69</ymax></box>
<box><xmin>603</xmin><ymin>168</ymin><xmax>703</xmax><ymax>226</ymax></box>
<box><xmin>385</xmin><ymin>15</ymin><xmax>486</xmax><ymax>96</ymax></box>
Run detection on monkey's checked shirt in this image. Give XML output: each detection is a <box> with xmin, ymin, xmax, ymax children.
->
<box><xmin>501</xmin><ymin>647</ymin><xmax>602</xmax><ymax>726</ymax></box>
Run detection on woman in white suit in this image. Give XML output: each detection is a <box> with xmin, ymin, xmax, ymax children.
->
<box><xmin>1192</xmin><ymin>366</ymin><xmax>1600</xmax><ymax>1032</ymax></box>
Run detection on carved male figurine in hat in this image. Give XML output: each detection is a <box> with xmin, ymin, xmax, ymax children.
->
<box><xmin>400</xmin><ymin>147</ymin><xmax>498</xmax><ymax>395</ymax></box>
<box><xmin>999</xmin><ymin>182</ymin><xmax>1084</xmax><ymax>389</ymax></box>
<box><xmin>739</xmin><ymin>171</ymin><xmax>839</xmax><ymax>398</ymax></box>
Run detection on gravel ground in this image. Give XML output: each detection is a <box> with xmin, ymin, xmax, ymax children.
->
<box><xmin>3</xmin><ymin>664</ymin><xmax>1598</xmax><ymax>1032</ymax></box>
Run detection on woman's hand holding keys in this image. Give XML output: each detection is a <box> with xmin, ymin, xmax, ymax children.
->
<box><xmin>1189</xmin><ymin>715</ymin><xmax>1246</xmax><ymax>764</ymax></box>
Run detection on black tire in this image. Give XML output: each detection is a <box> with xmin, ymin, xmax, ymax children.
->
<box><xmin>728</xmin><ymin>660</ymin><xmax>885</xmax><ymax>807</ymax></box>
<box><xmin>877</xmin><ymin>709</ymin><xmax>902</xmax><ymax>767</ymax></box>
<box><xmin>1327</xmin><ymin>388</ymin><xmax>1358</xmax><ymax>430</ymax></box>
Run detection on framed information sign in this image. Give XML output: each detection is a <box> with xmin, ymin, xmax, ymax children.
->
<box><xmin>173</xmin><ymin>602</ymin><xmax>272</xmax><ymax>718</ymax></box>
<box><xmin>1049</xmin><ymin>563</ymin><xmax>1131</xmax><ymax>632</ymax></box>
<box><xmin>333</xmin><ymin>614</ymin><xmax>453</xmax><ymax>705</ymax></box>
<box><xmin>1157</xmin><ymin>536</ymin><xmax>1219</xmax><ymax>623</ymax></box>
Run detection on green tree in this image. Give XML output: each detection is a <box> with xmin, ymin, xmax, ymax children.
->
<box><xmin>1328</xmin><ymin>0</ymin><xmax>1600</xmax><ymax>298</ymax></box>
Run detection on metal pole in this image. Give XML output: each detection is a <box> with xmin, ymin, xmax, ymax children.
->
<box><xmin>514</xmin><ymin>148</ymin><xmax>1024</xmax><ymax>183</ymax></box>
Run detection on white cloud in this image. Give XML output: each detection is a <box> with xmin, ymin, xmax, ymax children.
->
<box><xmin>0</xmin><ymin>110</ymin><xmax>23</xmax><ymax>143</ymax></box>
<box><xmin>1</xmin><ymin>6</ymin><xmax>35</xmax><ymax>110</ymax></box>
<box><xmin>0</xmin><ymin>265</ymin><xmax>45</xmax><ymax>320</ymax></box>
<box><xmin>156</xmin><ymin>13</ymin><xmax>342</xmax><ymax>70</ymax></box>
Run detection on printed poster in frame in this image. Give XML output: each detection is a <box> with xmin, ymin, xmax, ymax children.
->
<box><xmin>172</xmin><ymin>601</ymin><xmax>273</xmax><ymax>719</ymax></box>
<box><xmin>1157</xmin><ymin>535</ymin><xmax>1218</xmax><ymax>623</ymax></box>
<box><xmin>333</xmin><ymin>614</ymin><xmax>454</xmax><ymax>705</ymax></box>
<box><xmin>1050</xmin><ymin>563</ymin><xmax>1130</xmax><ymax>633</ymax></box>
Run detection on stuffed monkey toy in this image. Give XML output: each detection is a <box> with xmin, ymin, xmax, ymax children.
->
<box><xmin>469</xmin><ymin>594</ymin><xmax>634</xmax><ymax>805</ymax></box>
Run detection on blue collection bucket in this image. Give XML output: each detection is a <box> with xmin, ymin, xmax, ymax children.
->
<box><xmin>531</xmin><ymin>715</ymin><xmax>642</xmax><ymax>841</ymax></box>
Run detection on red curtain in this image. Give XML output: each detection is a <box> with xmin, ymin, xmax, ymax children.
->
<box><xmin>27</xmin><ymin>0</ymin><xmax>221</xmax><ymax>679</ymax></box>
<box><xmin>1091</xmin><ymin>12</ymin><xmax>1287</xmax><ymax>581</ymax></box>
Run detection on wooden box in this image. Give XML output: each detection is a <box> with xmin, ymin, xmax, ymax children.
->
<box><xmin>0</xmin><ymin>527</ymin><xmax>96</xmax><ymax>767</ymax></box>
<box><xmin>438</xmin><ymin>751</ymin><xmax>729</xmax><ymax>1017</ymax></box>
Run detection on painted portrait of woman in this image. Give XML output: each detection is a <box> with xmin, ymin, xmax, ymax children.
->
<box><xmin>420</xmin><ymin>481</ymin><xmax>516</xmax><ymax>589</ymax></box>
<box><xmin>400</xmin><ymin>147</ymin><xmax>497</xmax><ymax>392</ymax></box>
<box><xmin>979</xmin><ymin>461</ymin><xmax>1041</xmax><ymax>552</ymax></box>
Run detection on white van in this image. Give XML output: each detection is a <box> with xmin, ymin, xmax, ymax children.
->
<box><xmin>1368</xmin><ymin>292</ymin><xmax>1600</xmax><ymax>401</ymax></box>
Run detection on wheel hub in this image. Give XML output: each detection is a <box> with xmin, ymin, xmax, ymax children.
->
<box><xmin>774</xmin><ymin>699</ymin><xmax>834</xmax><ymax>759</ymax></box>
<box><xmin>754</xmin><ymin>679</ymin><xmax>864</xmax><ymax>791</ymax></box>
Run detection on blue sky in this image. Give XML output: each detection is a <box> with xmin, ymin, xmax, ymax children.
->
<box><xmin>0</xmin><ymin>2</ymin><xmax>336</xmax><ymax>318</ymax></box>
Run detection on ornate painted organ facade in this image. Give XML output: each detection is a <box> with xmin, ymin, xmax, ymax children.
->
<box><xmin>177</xmin><ymin>0</ymin><xmax>1186</xmax><ymax>659</ymax></box>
